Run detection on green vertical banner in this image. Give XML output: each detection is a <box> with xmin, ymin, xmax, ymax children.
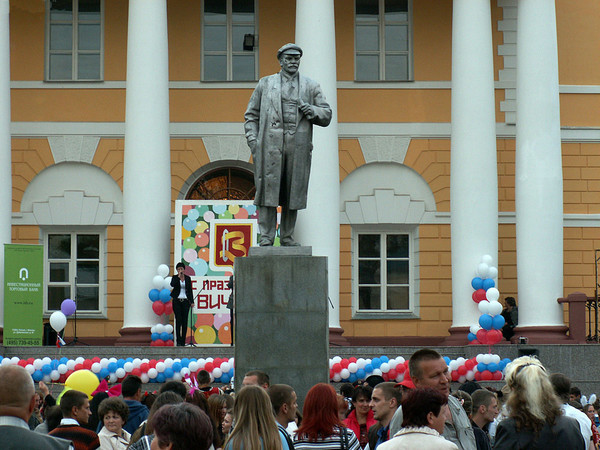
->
<box><xmin>4</xmin><ymin>244</ymin><xmax>43</xmax><ymax>346</ymax></box>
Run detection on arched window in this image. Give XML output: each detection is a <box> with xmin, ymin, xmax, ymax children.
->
<box><xmin>185</xmin><ymin>165</ymin><xmax>255</xmax><ymax>200</ymax></box>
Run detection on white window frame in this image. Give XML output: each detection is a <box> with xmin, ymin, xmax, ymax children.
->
<box><xmin>352</xmin><ymin>225</ymin><xmax>419</xmax><ymax>319</ymax></box>
<box><xmin>201</xmin><ymin>0</ymin><xmax>259</xmax><ymax>82</ymax></box>
<box><xmin>43</xmin><ymin>227</ymin><xmax>107</xmax><ymax>318</ymax></box>
<box><xmin>354</xmin><ymin>0</ymin><xmax>413</xmax><ymax>82</ymax></box>
<box><xmin>45</xmin><ymin>0</ymin><xmax>105</xmax><ymax>81</ymax></box>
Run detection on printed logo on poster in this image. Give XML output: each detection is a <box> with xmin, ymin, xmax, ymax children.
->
<box><xmin>209</xmin><ymin>219</ymin><xmax>257</xmax><ymax>272</ymax></box>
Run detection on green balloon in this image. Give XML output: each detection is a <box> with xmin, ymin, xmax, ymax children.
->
<box><xmin>183</xmin><ymin>237</ymin><xmax>196</xmax><ymax>250</ymax></box>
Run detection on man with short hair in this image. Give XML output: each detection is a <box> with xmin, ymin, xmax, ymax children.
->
<box><xmin>571</xmin><ymin>386</ymin><xmax>583</xmax><ymax>403</ymax></box>
<box><xmin>242</xmin><ymin>370</ymin><xmax>270</xmax><ymax>389</ymax></box>
<box><xmin>196</xmin><ymin>369</ymin><xmax>223</xmax><ymax>398</ymax></box>
<box><xmin>367</xmin><ymin>382</ymin><xmax>402</xmax><ymax>449</ymax></box>
<box><xmin>550</xmin><ymin>373</ymin><xmax>593</xmax><ymax>450</ymax></box>
<box><xmin>390</xmin><ymin>349</ymin><xmax>476</xmax><ymax>450</ymax></box>
<box><xmin>120</xmin><ymin>375</ymin><xmax>149</xmax><ymax>434</ymax></box>
<box><xmin>49</xmin><ymin>389</ymin><xmax>99</xmax><ymax>450</ymax></box>
<box><xmin>0</xmin><ymin>365</ymin><xmax>72</xmax><ymax>449</ymax></box>
<box><xmin>471</xmin><ymin>389</ymin><xmax>499</xmax><ymax>450</ymax></box>
<box><xmin>268</xmin><ymin>384</ymin><xmax>298</xmax><ymax>449</ymax></box>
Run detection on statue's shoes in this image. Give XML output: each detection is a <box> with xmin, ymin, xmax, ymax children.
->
<box><xmin>280</xmin><ymin>238</ymin><xmax>300</xmax><ymax>247</ymax></box>
<box><xmin>259</xmin><ymin>239</ymin><xmax>274</xmax><ymax>246</ymax></box>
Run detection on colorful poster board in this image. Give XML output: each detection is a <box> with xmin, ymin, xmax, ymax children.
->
<box><xmin>3</xmin><ymin>244</ymin><xmax>44</xmax><ymax>346</ymax></box>
<box><xmin>175</xmin><ymin>201</ymin><xmax>259</xmax><ymax>346</ymax></box>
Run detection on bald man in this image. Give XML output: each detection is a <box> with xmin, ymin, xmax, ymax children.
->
<box><xmin>0</xmin><ymin>365</ymin><xmax>72</xmax><ymax>449</ymax></box>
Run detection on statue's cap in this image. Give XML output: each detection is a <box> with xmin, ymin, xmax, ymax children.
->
<box><xmin>277</xmin><ymin>43</ymin><xmax>303</xmax><ymax>59</ymax></box>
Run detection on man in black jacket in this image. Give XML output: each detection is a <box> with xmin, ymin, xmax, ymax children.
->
<box><xmin>170</xmin><ymin>262</ymin><xmax>194</xmax><ymax>346</ymax></box>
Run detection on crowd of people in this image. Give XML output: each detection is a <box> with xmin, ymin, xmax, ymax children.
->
<box><xmin>1</xmin><ymin>348</ymin><xmax>598</xmax><ymax>450</ymax></box>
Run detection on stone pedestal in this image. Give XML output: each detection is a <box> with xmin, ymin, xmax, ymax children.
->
<box><xmin>234</xmin><ymin>248</ymin><xmax>328</xmax><ymax>407</ymax></box>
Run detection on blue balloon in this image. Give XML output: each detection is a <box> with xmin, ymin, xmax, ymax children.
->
<box><xmin>159</xmin><ymin>289</ymin><xmax>171</xmax><ymax>303</ymax></box>
<box><xmin>482</xmin><ymin>278</ymin><xmax>495</xmax><ymax>290</ymax></box>
<box><xmin>380</xmin><ymin>356</ymin><xmax>389</xmax><ymax>363</ymax></box>
<box><xmin>41</xmin><ymin>364</ymin><xmax>52</xmax><ymax>375</ymax></box>
<box><xmin>487</xmin><ymin>363</ymin><xmax>499</xmax><ymax>373</ymax></box>
<box><xmin>160</xmin><ymin>332</ymin><xmax>170</xmax><ymax>341</ymax></box>
<box><xmin>181</xmin><ymin>358</ymin><xmax>190</xmax><ymax>368</ymax></box>
<box><xmin>349</xmin><ymin>373</ymin><xmax>358</xmax><ymax>383</ymax></box>
<box><xmin>477</xmin><ymin>363</ymin><xmax>488</xmax><ymax>372</ymax></box>
<box><xmin>213</xmin><ymin>204</ymin><xmax>227</xmax><ymax>214</ymax></box>
<box><xmin>164</xmin><ymin>368</ymin><xmax>174</xmax><ymax>379</ymax></box>
<box><xmin>100</xmin><ymin>368</ymin><xmax>110</xmax><ymax>379</ymax></box>
<box><xmin>492</xmin><ymin>314</ymin><xmax>505</xmax><ymax>330</ymax></box>
<box><xmin>60</xmin><ymin>357</ymin><xmax>68</xmax><ymax>365</ymax></box>
<box><xmin>364</xmin><ymin>364</ymin><xmax>374</xmax><ymax>374</ymax></box>
<box><xmin>468</xmin><ymin>332</ymin><xmax>477</xmax><ymax>342</ymax></box>
<box><xmin>126</xmin><ymin>358</ymin><xmax>133</xmax><ymax>363</ymax></box>
<box><xmin>182</xmin><ymin>217</ymin><xmax>197</xmax><ymax>231</ymax></box>
<box><xmin>151</xmin><ymin>333</ymin><xmax>159</xmax><ymax>341</ymax></box>
<box><xmin>372</xmin><ymin>358</ymin><xmax>381</xmax><ymax>369</ymax></box>
<box><xmin>32</xmin><ymin>370</ymin><xmax>43</xmax><ymax>382</ymax></box>
<box><xmin>172</xmin><ymin>362</ymin><xmax>182</xmax><ymax>372</ymax></box>
<box><xmin>229</xmin><ymin>368</ymin><xmax>234</xmax><ymax>378</ymax></box>
<box><xmin>107</xmin><ymin>362</ymin><xmax>118</xmax><ymax>373</ymax></box>
<box><xmin>149</xmin><ymin>289</ymin><xmax>160</xmax><ymax>302</ymax></box>
<box><xmin>188</xmin><ymin>209</ymin><xmax>200</xmax><ymax>221</ymax></box>
<box><xmin>356</xmin><ymin>368</ymin><xmax>366</xmax><ymax>379</ymax></box>
<box><xmin>51</xmin><ymin>360</ymin><xmax>59</xmax><ymax>370</ymax></box>
<box><xmin>117</xmin><ymin>359</ymin><xmax>125</xmax><ymax>368</ymax></box>
<box><xmin>156</xmin><ymin>373</ymin><xmax>166</xmax><ymax>383</ymax></box>
<box><xmin>502</xmin><ymin>358</ymin><xmax>512</xmax><ymax>368</ymax></box>
<box><xmin>479</xmin><ymin>314</ymin><xmax>493</xmax><ymax>330</ymax></box>
<box><xmin>443</xmin><ymin>356</ymin><xmax>451</xmax><ymax>365</ymax></box>
<box><xmin>221</xmin><ymin>373</ymin><xmax>231</xmax><ymax>384</ymax></box>
<box><xmin>471</xmin><ymin>277</ymin><xmax>484</xmax><ymax>290</ymax></box>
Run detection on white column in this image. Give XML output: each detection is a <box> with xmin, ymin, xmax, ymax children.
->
<box><xmin>515</xmin><ymin>0</ymin><xmax>563</xmax><ymax>328</ymax></box>
<box><xmin>0</xmin><ymin>1</ymin><xmax>11</xmax><ymax>330</ymax></box>
<box><xmin>122</xmin><ymin>0</ymin><xmax>171</xmax><ymax>331</ymax></box>
<box><xmin>450</xmin><ymin>0</ymin><xmax>498</xmax><ymax>330</ymax></box>
<box><xmin>294</xmin><ymin>0</ymin><xmax>340</xmax><ymax>329</ymax></box>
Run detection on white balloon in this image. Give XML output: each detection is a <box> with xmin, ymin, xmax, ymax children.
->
<box><xmin>164</xmin><ymin>277</ymin><xmax>173</xmax><ymax>290</ymax></box>
<box><xmin>33</xmin><ymin>359</ymin><xmax>43</xmax><ymax>370</ymax></box>
<box><xmin>109</xmin><ymin>374</ymin><xmax>118</xmax><ymax>383</ymax></box>
<box><xmin>486</xmin><ymin>288</ymin><xmax>500</xmax><ymax>302</ymax></box>
<box><xmin>115</xmin><ymin>368</ymin><xmax>126</xmax><ymax>378</ymax></box>
<box><xmin>329</xmin><ymin>359</ymin><xmax>334</xmax><ymax>369</ymax></box>
<box><xmin>148</xmin><ymin>368</ymin><xmax>158</xmax><ymax>378</ymax></box>
<box><xmin>155</xmin><ymin>324</ymin><xmax>165</xmax><ymax>334</ymax></box>
<box><xmin>388</xmin><ymin>359</ymin><xmax>398</xmax><ymax>370</ymax></box>
<box><xmin>458</xmin><ymin>375</ymin><xmax>467</xmax><ymax>384</ymax></box>
<box><xmin>133</xmin><ymin>358</ymin><xmax>142</xmax><ymax>368</ymax></box>
<box><xmin>1</xmin><ymin>358</ymin><xmax>11</xmax><ymax>366</ymax></box>
<box><xmin>42</xmin><ymin>357</ymin><xmax>52</xmax><ymax>365</ymax></box>
<box><xmin>396</xmin><ymin>356</ymin><xmax>405</xmax><ymax>364</ymax></box>
<box><xmin>50</xmin><ymin>370</ymin><xmax>60</xmax><ymax>381</ymax></box>
<box><xmin>152</xmin><ymin>275</ymin><xmax>164</xmax><ymax>289</ymax></box>
<box><xmin>108</xmin><ymin>358</ymin><xmax>117</xmax><ymax>364</ymax></box>
<box><xmin>380</xmin><ymin>363</ymin><xmax>390</xmax><ymax>373</ymax></box>
<box><xmin>141</xmin><ymin>373</ymin><xmax>150</xmax><ymax>383</ymax></box>
<box><xmin>123</xmin><ymin>362</ymin><xmax>134</xmax><ymax>372</ymax></box>
<box><xmin>165</xmin><ymin>325</ymin><xmax>174</xmax><ymax>334</ymax></box>
<box><xmin>205</xmin><ymin>357</ymin><xmax>214</xmax><ymax>363</ymax></box>
<box><xmin>49</xmin><ymin>311</ymin><xmax>67</xmax><ymax>332</ymax></box>
<box><xmin>466</xmin><ymin>370</ymin><xmax>475</xmax><ymax>381</ymax></box>
<box><xmin>25</xmin><ymin>364</ymin><xmax>35</xmax><ymax>374</ymax></box>
<box><xmin>477</xmin><ymin>263</ymin><xmax>490</xmax><ymax>278</ymax></box>
<box><xmin>478</xmin><ymin>300</ymin><xmax>491</xmax><ymax>314</ymax></box>
<box><xmin>333</xmin><ymin>373</ymin><xmax>342</xmax><ymax>382</ymax></box>
<box><xmin>491</xmin><ymin>354</ymin><xmax>501</xmax><ymax>364</ymax></box>
<box><xmin>212</xmin><ymin>368</ymin><xmax>223</xmax><ymax>378</ymax></box>
<box><xmin>476</xmin><ymin>354</ymin><xmax>485</xmax><ymax>363</ymax></box>
<box><xmin>489</xmin><ymin>301</ymin><xmax>503</xmax><ymax>316</ymax></box>
<box><xmin>470</xmin><ymin>324</ymin><xmax>481</xmax><ymax>335</ymax></box>
<box><xmin>348</xmin><ymin>363</ymin><xmax>358</xmax><ymax>373</ymax></box>
<box><xmin>457</xmin><ymin>357</ymin><xmax>466</xmax><ymax>365</ymax></box>
<box><xmin>221</xmin><ymin>362</ymin><xmax>231</xmax><ymax>373</ymax></box>
<box><xmin>482</xmin><ymin>354</ymin><xmax>492</xmax><ymax>364</ymax></box>
<box><xmin>188</xmin><ymin>361</ymin><xmax>199</xmax><ymax>372</ymax></box>
<box><xmin>57</xmin><ymin>364</ymin><xmax>68</xmax><ymax>374</ymax></box>
<box><xmin>150</xmin><ymin>325</ymin><xmax>157</xmax><ymax>334</ymax></box>
<box><xmin>75</xmin><ymin>357</ymin><xmax>84</xmax><ymax>365</ymax></box>
<box><xmin>332</xmin><ymin>356</ymin><xmax>342</xmax><ymax>364</ymax></box>
<box><xmin>100</xmin><ymin>358</ymin><xmax>109</xmax><ymax>368</ymax></box>
<box><xmin>481</xmin><ymin>255</ymin><xmax>493</xmax><ymax>265</ymax></box>
<box><xmin>156</xmin><ymin>362</ymin><xmax>165</xmax><ymax>372</ymax></box>
<box><xmin>340</xmin><ymin>368</ymin><xmax>350</xmax><ymax>379</ymax></box>
<box><xmin>157</xmin><ymin>264</ymin><xmax>170</xmax><ymax>278</ymax></box>
<box><xmin>42</xmin><ymin>375</ymin><xmax>51</xmax><ymax>383</ymax></box>
<box><xmin>356</xmin><ymin>358</ymin><xmax>366</xmax><ymax>369</ymax></box>
<box><xmin>66</xmin><ymin>360</ymin><xmax>76</xmax><ymax>370</ymax></box>
<box><xmin>91</xmin><ymin>363</ymin><xmax>102</xmax><ymax>373</ymax></box>
<box><xmin>372</xmin><ymin>369</ymin><xmax>382</xmax><ymax>376</ymax></box>
<box><xmin>172</xmin><ymin>372</ymin><xmax>182</xmax><ymax>381</ymax></box>
<box><xmin>449</xmin><ymin>361</ymin><xmax>459</xmax><ymax>371</ymax></box>
<box><xmin>164</xmin><ymin>358</ymin><xmax>174</xmax><ymax>368</ymax></box>
<box><xmin>488</xmin><ymin>266</ymin><xmax>498</xmax><ymax>279</ymax></box>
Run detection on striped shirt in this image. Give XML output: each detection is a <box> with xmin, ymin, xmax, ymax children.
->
<box><xmin>293</xmin><ymin>427</ymin><xmax>360</xmax><ymax>450</ymax></box>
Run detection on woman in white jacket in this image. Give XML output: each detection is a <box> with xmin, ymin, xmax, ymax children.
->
<box><xmin>378</xmin><ymin>388</ymin><xmax>458</xmax><ymax>450</ymax></box>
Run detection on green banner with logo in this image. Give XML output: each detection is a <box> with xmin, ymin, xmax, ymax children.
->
<box><xmin>4</xmin><ymin>244</ymin><xmax>43</xmax><ymax>346</ymax></box>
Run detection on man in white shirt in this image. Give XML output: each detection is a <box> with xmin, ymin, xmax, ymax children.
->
<box><xmin>0</xmin><ymin>365</ymin><xmax>72</xmax><ymax>449</ymax></box>
<box><xmin>550</xmin><ymin>373</ymin><xmax>593</xmax><ymax>450</ymax></box>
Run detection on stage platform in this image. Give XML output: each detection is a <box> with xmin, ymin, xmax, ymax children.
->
<box><xmin>2</xmin><ymin>344</ymin><xmax>598</xmax><ymax>395</ymax></box>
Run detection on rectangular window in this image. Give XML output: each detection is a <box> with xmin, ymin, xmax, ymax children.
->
<box><xmin>202</xmin><ymin>0</ymin><xmax>258</xmax><ymax>81</ymax></box>
<box><xmin>355</xmin><ymin>231</ymin><xmax>414</xmax><ymax>314</ymax></box>
<box><xmin>46</xmin><ymin>0</ymin><xmax>103</xmax><ymax>81</ymax></box>
<box><xmin>355</xmin><ymin>0</ymin><xmax>412</xmax><ymax>81</ymax></box>
<box><xmin>45</xmin><ymin>231</ymin><xmax>104</xmax><ymax>315</ymax></box>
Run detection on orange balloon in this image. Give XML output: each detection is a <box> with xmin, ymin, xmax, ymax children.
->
<box><xmin>198</xmin><ymin>247</ymin><xmax>210</xmax><ymax>261</ymax></box>
<box><xmin>218</xmin><ymin>323</ymin><xmax>232</xmax><ymax>345</ymax></box>
<box><xmin>195</xmin><ymin>314</ymin><xmax>214</xmax><ymax>327</ymax></box>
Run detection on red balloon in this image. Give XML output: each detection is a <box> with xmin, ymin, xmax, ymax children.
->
<box><xmin>476</xmin><ymin>329</ymin><xmax>488</xmax><ymax>344</ymax></box>
<box><xmin>204</xmin><ymin>362</ymin><xmax>214</xmax><ymax>372</ymax></box>
<box><xmin>150</xmin><ymin>341</ymin><xmax>156</xmax><ymax>347</ymax></box>
<box><xmin>340</xmin><ymin>359</ymin><xmax>350</xmax><ymax>369</ymax></box>
<box><xmin>140</xmin><ymin>363</ymin><xmax>149</xmax><ymax>373</ymax></box>
<box><xmin>481</xmin><ymin>370</ymin><xmax>493</xmax><ymax>381</ymax></box>
<box><xmin>349</xmin><ymin>357</ymin><xmax>357</xmax><ymax>363</ymax></box>
<box><xmin>152</xmin><ymin>301</ymin><xmax>165</xmax><ymax>315</ymax></box>
<box><xmin>165</xmin><ymin>340</ymin><xmax>174</xmax><ymax>347</ymax></box>
<box><xmin>458</xmin><ymin>365</ymin><xmax>467</xmax><ymax>376</ymax></box>
<box><xmin>332</xmin><ymin>363</ymin><xmax>342</xmax><ymax>373</ymax></box>
<box><xmin>474</xmin><ymin>371</ymin><xmax>482</xmax><ymax>381</ymax></box>
<box><xmin>465</xmin><ymin>360</ymin><xmax>476</xmax><ymax>370</ymax></box>
<box><xmin>474</xmin><ymin>289</ymin><xmax>487</xmax><ymax>302</ymax></box>
<box><xmin>92</xmin><ymin>357</ymin><xmax>101</xmax><ymax>364</ymax></box>
<box><xmin>388</xmin><ymin>369</ymin><xmax>397</xmax><ymax>379</ymax></box>
<box><xmin>27</xmin><ymin>358</ymin><xmax>35</xmax><ymax>364</ymax></box>
<box><xmin>74</xmin><ymin>364</ymin><xmax>84</xmax><ymax>371</ymax></box>
<box><xmin>397</xmin><ymin>364</ymin><xmax>406</xmax><ymax>374</ymax></box>
<box><xmin>493</xmin><ymin>371</ymin><xmax>503</xmax><ymax>380</ymax></box>
<box><xmin>487</xmin><ymin>329</ymin><xmax>503</xmax><ymax>345</ymax></box>
<box><xmin>154</xmin><ymin>339</ymin><xmax>164</xmax><ymax>347</ymax></box>
<box><xmin>149</xmin><ymin>360</ymin><xmax>157</xmax><ymax>368</ymax></box>
<box><xmin>131</xmin><ymin>368</ymin><xmax>142</xmax><ymax>377</ymax></box>
<box><xmin>329</xmin><ymin>369</ymin><xmax>334</xmax><ymax>379</ymax></box>
<box><xmin>469</xmin><ymin>339</ymin><xmax>481</xmax><ymax>345</ymax></box>
<box><xmin>451</xmin><ymin>370</ymin><xmax>460</xmax><ymax>381</ymax></box>
<box><xmin>164</xmin><ymin>301</ymin><xmax>173</xmax><ymax>315</ymax></box>
<box><xmin>83</xmin><ymin>360</ymin><xmax>93</xmax><ymax>370</ymax></box>
<box><xmin>59</xmin><ymin>373</ymin><xmax>67</xmax><ymax>383</ymax></box>
<box><xmin>18</xmin><ymin>360</ymin><xmax>27</xmax><ymax>367</ymax></box>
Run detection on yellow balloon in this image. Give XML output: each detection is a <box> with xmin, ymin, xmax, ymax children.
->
<box><xmin>195</xmin><ymin>221</ymin><xmax>209</xmax><ymax>233</ymax></box>
<box><xmin>194</xmin><ymin>325</ymin><xmax>217</xmax><ymax>344</ymax></box>
<box><xmin>65</xmin><ymin>370</ymin><xmax>100</xmax><ymax>399</ymax></box>
<box><xmin>228</xmin><ymin>204</ymin><xmax>240</xmax><ymax>215</ymax></box>
<box><xmin>56</xmin><ymin>386</ymin><xmax>72</xmax><ymax>405</ymax></box>
<box><xmin>181</xmin><ymin>228</ymin><xmax>191</xmax><ymax>239</ymax></box>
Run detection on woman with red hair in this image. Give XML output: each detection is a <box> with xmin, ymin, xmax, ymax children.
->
<box><xmin>293</xmin><ymin>383</ymin><xmax>360</xmax><ymax>449</ymax></box>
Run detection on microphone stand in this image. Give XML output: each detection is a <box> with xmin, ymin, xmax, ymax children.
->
<box><xmin>66</xmin><ymin>277</ymin><xmax>89</xmax><ymax>346</ymax></box>
<box><xmin>185</xmin><ymin>283</ymin><xmax>203</xmax><ymax>347</ymax></box>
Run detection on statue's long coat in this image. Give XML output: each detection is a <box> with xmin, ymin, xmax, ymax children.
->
<box><xmin>244</xmin><ymin>72</ymin><xmax>332</xmax><ymax>210</ymax></box>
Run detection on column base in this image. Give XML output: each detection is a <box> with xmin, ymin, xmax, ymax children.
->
<box><xmin>443</xmin><ymin>326</ymin><xmax>470</xmax><ymax>345</ymax></box>
<box><xmin>329</xmin><ymin>327</ymin><xmax>348</xmax><ymax>346</ymax></box>
<box><xmin>116</xmin><ymin>327</ymin><xmax>152</xmax><ymax>346</ymax></box>
<box><xmin>510</xmin><ymin>325</ymin><xmax>572</xmax><ymax>344</ymax></box>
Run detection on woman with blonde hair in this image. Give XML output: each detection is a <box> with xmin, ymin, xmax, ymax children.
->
<box><xmin>493</xmin><ymin>356</ymin><xmax>585</xmax><ymax>449</ymax></box>
<box><xmin>223</xmin><ymin>385</ymin><xmax>284</xmax><ymax>450</ymax></box>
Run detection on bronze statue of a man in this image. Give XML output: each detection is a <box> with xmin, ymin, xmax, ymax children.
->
<box><xmin>244</xmin><ymin>43</ymin><xmax>332</xmax><ymax>246</ymax></box>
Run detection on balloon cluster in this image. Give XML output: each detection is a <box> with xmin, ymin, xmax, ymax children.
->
<box><xmin>447</xmin><ymin>354</ymin><xmax>509</xmax><ymax>382</ymax></box>
<box><xmin>149</xmin><ymin>264</ymin><xmax>174</xmax><ymax>316</ymax></box>
<box><xmin>150</xmin><ymin>324</ymin><xmax>174</xmax><ymax>347</ymax></box>
<box><xmin>468</xmin><ymin>255</ymin><xmax>504</xmax><ymax>346</ymax></box>
<box><xmin>48</xmin><ymin>299</ymin><xmax>78</xmax><ymax>334</ymax></box>
<box><xmin>0</xmin><ymin>354</ymin><xmax>235</xmax><ymax>385</ymax></box>
<box><xmin>329</xmin><ymin>356</ymin><xmax>409</xmax><ymax>383</ymax></box>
